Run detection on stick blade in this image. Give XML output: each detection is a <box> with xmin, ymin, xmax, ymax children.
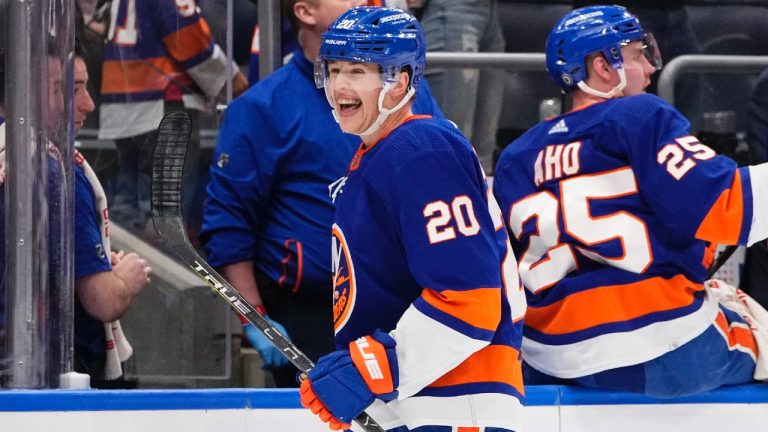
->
<box><xmin>151</xmin><ymin>111</ymin><xmax>193</xmax><ymax>219</ymax></box>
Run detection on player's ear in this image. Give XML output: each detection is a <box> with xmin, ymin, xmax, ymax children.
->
<box><xmin>588</xmin><ymin>54</ymin><xmax>614</xmax><ymax>82</ymax></box>
<box><xmin>294</xmin><ymin>1</ymin><xmax>317</xmax><ymax>27</ymax></box>
<box><xmin>391</xmin><ymin>70</ymin><xmax>410</xmax><ymax>97</ymax></box>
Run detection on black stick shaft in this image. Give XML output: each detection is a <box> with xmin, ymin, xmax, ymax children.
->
<box><xmin>707</xmin><ymin>245</ymin><xmax>739</xmax><ymax>279</ymax></box>
<box><xmin>150</xmin><ymin>111</ymin><xmax>384</xmax><ymax>432</ymax></box>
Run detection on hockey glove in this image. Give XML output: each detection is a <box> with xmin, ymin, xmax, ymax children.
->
<box><xmin>241</xmin><ymin>314</ymin><xmax>291</xmax><ymax>370</ymax></box>
<box><xmin>300</xmin><ymin>329</ymin><xmax>398</xmax><ymax>430</ymax></box>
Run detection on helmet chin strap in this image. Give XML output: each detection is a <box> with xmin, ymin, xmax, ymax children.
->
<box><xmin>359</xmin><ymin>82</ymin><xmax>415</xmax><ymax>137</ymax></box>
<box><xmin>577</xmin><ymin>67</ymin><xmax>627</xmax><ymax>99</ymax></box>
<box><xmin>324</xmin><ymin>85</ymin><xmax>341</xmax><ymax>124</ymax></box>
<box><xmin>323</xmin><ymin>80</ymin><xmax>416</xmax><ymax>136</ymax></box>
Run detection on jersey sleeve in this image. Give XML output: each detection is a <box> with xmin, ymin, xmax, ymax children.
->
<box><xmin>201</xmin><ymin>97</ymin><xmax>278</xmax><ymax>267</ymax></box>
<box><xmin>156</xmin><ymin>0</ymin><xmax>234</xmax><ymax>99</ymax></box>
<box><xmin>386</xmin><ymin>147</ymin><xmax>503</xmax><ymax>399</ymax></box>
<box><xmin>745</xmin><ymin>162</ymin><xmax>768</xmax><ymax>245</ymax></box>
<box><xmin>74</xmin><ymin>169</ymin><xmax>111</xmax><ymax>280</ymax></box>
<box><xmin>626</xmin><ymin>99</ymin><xmax>754</xmax><ymax>246</ymax></box>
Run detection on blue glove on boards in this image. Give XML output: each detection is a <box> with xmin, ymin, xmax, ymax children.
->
<box><xmin>300</xmin><ymin>329</ymin><xmax>399</xmax><ymax>430</ymax></box>
<box><xmin>242</xmin><ymin>315</ymin><xmax>291</xmax><ymax>370</ymax></box>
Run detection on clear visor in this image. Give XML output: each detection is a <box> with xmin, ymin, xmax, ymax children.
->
<box><xmin>641</xmin><ymin>33</ymin><xmax>663</xmax><ymax>70</ymax></box>
<box><xmin>314</xmin><ymin>58</ymin><xmax>401</xmax><ymax>91</ymax></box>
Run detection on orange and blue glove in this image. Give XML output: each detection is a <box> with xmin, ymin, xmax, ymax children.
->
<box><xmin>300</xmin><ymin>329</ymin><xmax>398</xmax><ymax>431</ymax></box>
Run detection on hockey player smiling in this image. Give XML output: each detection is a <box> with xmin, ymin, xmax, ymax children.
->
<box><xmin>301</xmin><ymin>6</ymin><xmax>526</xmax><ymax>432</ymax></box>
<box><xmin>324</xmin><ymin>60</ymin><xmax>414</xmax><ymax>141</ymax></box>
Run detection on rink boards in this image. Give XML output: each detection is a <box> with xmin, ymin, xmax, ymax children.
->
<box><xmin>1</xmin><ymin>384</ymin><xmax>767</xmax><ymax>431</ymax></box>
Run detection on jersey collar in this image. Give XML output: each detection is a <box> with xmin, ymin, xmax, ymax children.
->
<box><xmin>348</xmin><ymin>115</ymin><xmax>432</xmax><ymax>172</ymax></box>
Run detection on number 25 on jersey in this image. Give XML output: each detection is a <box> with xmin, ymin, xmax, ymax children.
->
<box><xmin>509</xmin><ymin>168</ymin><xmax>653</xmax><ymax>293</ymax></box>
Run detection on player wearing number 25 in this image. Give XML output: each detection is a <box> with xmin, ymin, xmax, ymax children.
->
<box><xmin>493</xmin><ymin>5</ymin><xmax>768</xmax><ymax>398</ymax></box>
<box><xmin>299</xmin><ymin>6</ymin><xmax>526</xmax><ymax>432</ymax></box>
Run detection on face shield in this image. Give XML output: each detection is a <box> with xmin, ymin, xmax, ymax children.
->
<box><xmin>637</xmin><ymin>32</ymin><xmax>663</xmax><ymax>71</ymax></box>
<box><xmin>579</xmin><ymin>31</ymin><xmax>663</xmax><ymax>100</ymax></box>
<box><xmin>314</xmin><ymin>58</ymin><xmax>403</xmax><ymax>92</ymax></box>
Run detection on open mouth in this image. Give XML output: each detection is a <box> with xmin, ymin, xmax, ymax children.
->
<box><xmin>337</xmin><ymin>97</ymin><xmax>362</xmax><ymax>114</ymax></box>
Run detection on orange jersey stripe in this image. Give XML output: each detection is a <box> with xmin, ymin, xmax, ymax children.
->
<box><xmin>163</xmin><ymin>20</ymin><xmax>213</xmax><ymax>63</ymax></box>
<box><xmin>695</xmin><ymin>170</ymin><xmax>744</xmax><ymax>245</ymax></box>
<box><xmin>714</xmin><ymin>311</ymin><xmax>758</xmax><ymax>356</ymax></box>
<box><xmin>101</xmin><ymin>58</ymin><xmax>187</xmax><ymax>94</ymax></box>
<box><xmin>428</xmin><ymin>345</ymin><xmax>524</xmax><ymax>395</ymax></box>
<box><xmin>526</xmin><ymin>274</ymin><xmax>704</xmax><ymax>335</ymax></box>
<box><xmin>421</xmin><ymin>287</ymin><xmax>501</xmax><ymax>331</ymax></box>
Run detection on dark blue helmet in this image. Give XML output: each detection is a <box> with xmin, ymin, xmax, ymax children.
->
<box><xmin>546</xmin><ymin>5</ymin><xmax>662</xmax><ymax>92</ymax></box>
<box><xmin>317</xmin><ymin>6</ymin><xmax>426</xmax><ymax>90</ymax></box>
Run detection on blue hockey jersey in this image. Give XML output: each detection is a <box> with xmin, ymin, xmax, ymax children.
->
<box><xmin>332</xmin><ymin>116</ymin><xmax>525</xmax><ymax>430</ymax></box>
<box><xmin>493</xmin><ymin>94</ymin><xmax>768</xmax><ymax>378</ymax></box>
<box><xmin>99</xmin><ymin>0</ymin><xmax>236</xmax><ymax>139</ymax></box>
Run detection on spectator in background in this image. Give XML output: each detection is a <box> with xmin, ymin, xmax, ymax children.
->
<box><xmin>99</xmin><ymin>0</ymin><xmax>247</xmax><ymax>237</ymax></box>
<box><xmin>201</xmin><ymin>0</ymin><xmax>442</xmax><ymax>388</ymax></box>
<box><xmin>0</xmin><ymin>41</ymin><xmax>151</xmax><ymax>387</ymax></box>
<box><xmin>414</xmin><ymin>0</ymin><xmax>506</xmax><ymax>174</ymax></box>
<box><xmin>73</xmin><ymin>42</ymin><xmax>153</xmax><ymax>388</ymax></box>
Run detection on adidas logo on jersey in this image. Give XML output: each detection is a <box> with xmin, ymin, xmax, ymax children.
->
<box><xmin>548</xmin><ymin>119</ymin><xmax>569</xmax><ymax>134</ymax></box>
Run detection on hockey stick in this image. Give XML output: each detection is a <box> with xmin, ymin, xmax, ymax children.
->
<box><xmin>707</xmin><ymin>244</ymin><xmax>739</xmax><ymax>279</ymax></box>
<box><xmin>150</xmin><ymin>111</ymin><xmax>384</xmax><ymax>432</ymax></box>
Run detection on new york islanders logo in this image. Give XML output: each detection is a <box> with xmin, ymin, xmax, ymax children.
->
<box><xmin>332</xmin><ymin>224</ymin><xmax>356</xmax><ymax>334</ymax></box>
